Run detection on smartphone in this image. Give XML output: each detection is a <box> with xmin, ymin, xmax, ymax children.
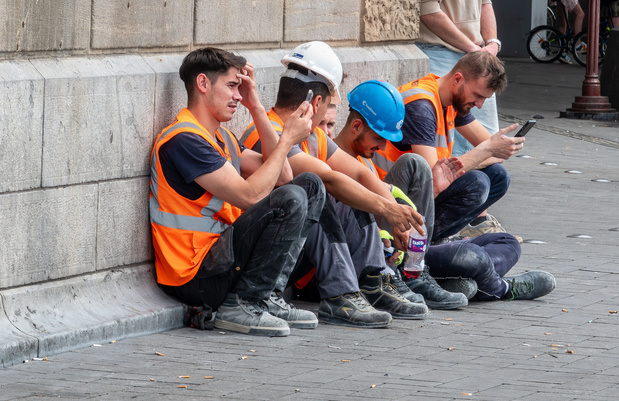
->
<box><xmin>301</xmin><ymin>90</ymin><xmax>313</xmax><ymax>117</ymax></box>
<box><xmin>514</xmin><ymin>120</ymin><xmax>536</xmax><ymax>137</ymax></box>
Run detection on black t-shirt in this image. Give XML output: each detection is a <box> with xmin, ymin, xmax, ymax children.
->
<box><xmin>159</xmin><ymin>132</ymin><xmax>245</xmax><ymax>200</ymax></box>
<box><xmin>394</xmin><ymin>99</ymin><xmax>476</xmax><ymax>152</ymax></box>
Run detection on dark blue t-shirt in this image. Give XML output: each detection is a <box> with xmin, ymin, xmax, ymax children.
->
<box><xmin>159</xmin><ymin>132</ymin><xmax>245</xmax><ymax>200</ymax></box>
<box><xmin>394</xmin><ymin>99</ymin><xmax>475</xmax><ymax>152</ymax></box>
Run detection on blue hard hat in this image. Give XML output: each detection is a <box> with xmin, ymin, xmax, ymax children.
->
<box><xmin>347</xmin><ymin>80</ymin><xmax>405</xmax><ymax>142</ymax></box>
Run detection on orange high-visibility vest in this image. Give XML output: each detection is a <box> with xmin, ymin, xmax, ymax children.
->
<box><xmin>357</xmin><ymin>155</ymin><xmax>379</xmax><ymax>178</ymax></box>
<box><xmin>373</xmin><ymin>74</ymin><xmax>457</xmax><ymax>180</ymax></box>
<box><xmin>150</xmin><ymin>108</ymin><xmax>243</xmax><ymax>286</ymax></box>
<box><xmin>240</xmin><ymin>109</ymin><xmax>329</xmax><ymax>161</ymax></box>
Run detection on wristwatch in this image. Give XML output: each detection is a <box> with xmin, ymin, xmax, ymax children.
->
<box><xmin>486</xmin><ymin>38</ymin><xmax>501</xmax><ymax>52</ymax></box>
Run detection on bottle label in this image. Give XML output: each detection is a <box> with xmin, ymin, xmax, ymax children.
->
<box><xmin>408</xmin><ymin>237</ymin><xmax>427</xmax><ymax>253</ymax></box>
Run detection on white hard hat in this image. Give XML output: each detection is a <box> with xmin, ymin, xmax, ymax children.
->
<box><xmin>281</xmin><ymin>41</ymin><xmax>343</xmax><ymax>104</ymax></box>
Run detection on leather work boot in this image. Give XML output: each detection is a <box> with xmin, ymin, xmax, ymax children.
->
<box><xmin>359</xmin><ymin>274</ymin><xmax>429</xmax><ymax>319</ymax></box>
<box><xmin>214</xmin><ymin>292</ymin><xmax>290</xmax><ymax>337</ymax></box>
<box><xmin>436</xmin><ymin>278</ymin><xmax>478</xmax><ymax>300</ymax></box>
<box><xmin>318</xmin><ymin>292</ymin><xmax>392</xmax><ymax>328</ymax></box>
<box><xmin>261</xmin><ymin>290</ymin><xmax>318</xmax><ymax>329</ymax></box>
<box><xmin>503</xmin><ymin>271</ymin><xmax>556</xmax><ymax>300</ymax></box>
<box><xmin>402</xmin><ymin>267</ymin><xmax>468</xmax><ymax>310</ymax></box>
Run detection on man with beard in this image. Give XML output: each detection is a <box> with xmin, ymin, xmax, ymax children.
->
<box><xmin>373</xmin><ymin>51</ymin><xmax>523</xmax><ymax>245</ymax></box>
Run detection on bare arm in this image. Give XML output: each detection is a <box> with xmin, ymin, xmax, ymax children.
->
<box><xmin>421</xmin><ymin>11</ymin><xmax>483</xmax><ymax>53</ymax></box>
<box><xmin>479</xmin><ymin>3</ymin><xmax>499</xmax><ymax>56</ymax></box>
<box><xmin>326</xmin><ymin>148</ymin><xmax>425</xmax><ymax>245</ymax></box>
<box><xmin>456</xmin><ymin>122</ymin><xmax>522</xmax><ymax>171</ymax></box>
<box><xmin>196</xmin><ymin>102</ymin><xmax>313</xmax><ymax>210</ymax></box>
<box><xmin>237</xmin><ymin>63</ymin><xmax>292</xmax><ymax>185</ymax></box>
<box><xmin>288</xmin><ymin>151</ymin><xmax>424</xmax><ymax>236</ymax></box>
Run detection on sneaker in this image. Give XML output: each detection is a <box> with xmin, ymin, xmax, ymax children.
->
<box><xmin>436</xmin><ymin>278</ymin><xmax>478</xmax><ymax>300</ymax></box>
<box><xmin>261</xmin><ymin>290</ymin><xmax>318</xmax><ymax>329</ymax></box>
<box><xmin>503</xmin><ymin>270</ymin><xmax>556</xmax><ymax>300</ymax></box>
<box><xmin>390</xmin><ymin>274</ymin><xmax>426</xmax><ymax>304</ymax></box>
<box><xmin>558</xmin><ymin>53</ymin><xmax>573</xmax><ymax>64</ymax></box>
<box><xmin>318</xmin><ymin>292</ymin><xmax>392</xmax><ymax>328</ymax></box>
<box><xmin>402</xmin><ymin>268</ymin><xmax>468</xmax><ymax>309</ymax></box>
<box><xmin>214</xmin><ymin>293</ymin><xmax>290</xmax><ymax>337</ymax></box>
<box><xmin>360</xmin><ymin>274</ymin><xmax>429</xmax><ymax>320</ymax></box>
<box><xmin>458</xmin><ymin>214</ymin><xmax>506</xmax><ymax>238</ymax></box>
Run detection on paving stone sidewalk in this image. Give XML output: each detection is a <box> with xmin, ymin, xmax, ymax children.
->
<box><xmin>1</xmin><ymin>58</ymin><xmax>618</xmax><ymax>401</ymax></box>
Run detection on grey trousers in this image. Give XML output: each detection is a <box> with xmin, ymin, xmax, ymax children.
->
<box><xmin>379</xmin><ymin>153</ymin><xmax>436</xmax><ymax>240</ymax></box>
<box><xmin>299</xmin><ymin>194</ymin><xmax>391</xmax><ymax>299</ymax></box>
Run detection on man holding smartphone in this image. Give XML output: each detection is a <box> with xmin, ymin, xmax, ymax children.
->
<box><xmin>336</xmin><ymin>80</ymin><xmax>555</xmax><ymax>303</ymax></box>
<box><xmin>242</xmin><ymin>41</ymin><xmax>436</xmax><ymax>323</ymax></box>
<box><xmin>373</xmin><ymin>52</ymin><xmax>523</xmax><ymax>245</ymax></box>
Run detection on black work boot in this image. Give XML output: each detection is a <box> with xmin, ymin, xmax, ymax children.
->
<box><xmin>359</xmin><ymin>274</ymin><xmax>429</xmax><ymax>319</ymax></box>
<box><xmin>318</xmin><ymin>292</ymin><xmax>392</xmax><ymax>328</ymax></box>
<box><xmin>402</xmin><ymin>267</ymin><xmax>468</xmax><ymax>310</ymax></box>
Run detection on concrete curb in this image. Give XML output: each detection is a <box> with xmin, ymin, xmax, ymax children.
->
<box><xmin>0</xmin><ymin>264</ymin><xmax>184</xmax><ymax>367</ymax></box>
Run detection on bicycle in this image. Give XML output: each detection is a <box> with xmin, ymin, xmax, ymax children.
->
<box><xmin>527</xmin><ymin>1</ymin><xmax>610</xmax><ymax>66</ymax></box>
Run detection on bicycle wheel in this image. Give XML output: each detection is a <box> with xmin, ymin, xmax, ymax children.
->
<box><xmin>572</xmin><ymin>31</ymin><xmax>606</xmax><ymax>67</ymax></box>
<box><xmin>527</xmin><ymin>26</ymin><xmax>564</xmax><ymax>63</ymax></box>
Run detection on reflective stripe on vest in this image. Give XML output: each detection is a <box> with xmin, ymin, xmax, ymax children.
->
<box><xmin>357</xmin><ymin>156</ymin><xmax>379</xmax><ymax>178</ymax></box>
<box><xmin>150</xmin><ymin>124</ymin><xmax>241</xmax><ymax>233</ymax></box>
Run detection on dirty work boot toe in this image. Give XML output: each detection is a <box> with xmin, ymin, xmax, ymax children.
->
<box><xmin>318</xmin><ymin>292</ymin><xmax>392</xmax><ymax>328</ymax></box>
<box><xmin>360</xmin><ymin>274</ymin><xmax>429</xmax><ymax>320</ymax></box>
<box><xmin>403</xmin><ymin>268</ymin><xmax>468</xmax><ymax>310</ymax></box>
<box><xmin>390</xmin><ymin>274</ymin><xmax>426</xmax><ymax>304</ymax></box>
<box><xmin>261</xmin><ymin>290</ymin><xmax>318</xmax><ymax>329</ymax></box>
<box><xmin>436</xmin><ymin>278</ymin><xmax>478</xmax><ymax>300</ymax></box>
<box><xmin>503</xmin><ymin>271</ymin><xmax>556</xmax><ymax>300</ymax></box>
<box><xmin>214</xmin><ymin>293</ymin><xmax>290</xmax><ymax>337</ymax></box>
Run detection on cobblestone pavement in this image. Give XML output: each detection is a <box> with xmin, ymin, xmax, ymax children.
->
<box><xmin>1</xmin><ymin>59</ymin><xmax>618</xmax><ymax>401</ymax></box>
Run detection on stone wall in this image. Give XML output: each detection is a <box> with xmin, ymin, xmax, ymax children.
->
<box><xmin>0</xmin><ymin>0</ymin><xmax>427</xmax><ymax>366</ymax></box>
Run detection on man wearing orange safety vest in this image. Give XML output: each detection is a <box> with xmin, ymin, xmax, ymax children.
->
<box><xmin>242</xmin><ymin>41</ymin><xmax>430</xmax><ymax>324</ymax></box>
<box><xmin>336</xmin><ymin>79</ymin><xmax>556</xmax><ymax>303</ymax></box>
<box><xmin>150</xmin><ymin>47</ymin><xmax>326</xmax><ymax>337</ymax></box>
<box><xmin>374</xmin><ymin>52</ymin><xmax>524</xmax><ymax>245</ymax></box>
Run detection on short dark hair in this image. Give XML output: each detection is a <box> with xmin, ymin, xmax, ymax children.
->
<box><xmin>452</xmin><ymin>51</ymin><xmax>507</xmax><ymax>93</ymax></box>
<box><xmin>275</xmin><ymin>64</ymin><xmax>331</xmax><ymax>111</ymax></box>
<box><xmin>179</xmin><ymin>47</ymin><xmax>246</xmax><ymax>98</ymax></box>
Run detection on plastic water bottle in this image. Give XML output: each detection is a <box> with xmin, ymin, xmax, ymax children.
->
<box><xmin>402</xmin><ymin>221</ymin><xmax>427</xmax><ymax>279</ymax></box>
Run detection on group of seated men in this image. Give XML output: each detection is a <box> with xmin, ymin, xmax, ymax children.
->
<box><xmin>149</xmin><ymin>41</ymin><xmax>556</xmax><ymax>336</ymax></box>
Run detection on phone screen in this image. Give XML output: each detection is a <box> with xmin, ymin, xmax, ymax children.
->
<box><xmin>301</xmin><ymin>90</ymin><xmax>314</xmax><ymax>117</ymax></box>
<box><xmin>514</xmin><ymin>120</ymin><xmax>536</xmax><ymax>137</ymax></box>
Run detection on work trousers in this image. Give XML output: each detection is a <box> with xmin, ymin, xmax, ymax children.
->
<box><xmin>433</xmin><ymin>164</ymin><xmax>510</xmax><ymax>242</ymax></box>
<box><xmin>294</xmin><ymin>194</ymin><xmax>389</xmax><ymax>299</ymax></box>
<box><xmin>425</xmin><ymin>233</ymin><xmax>521</xmax><ymax>300</ymax></box>
<box><xmin>160</xmin><ymin>173</ymin><xmax>324</xmax><ymax>309</ymax></box>
<box><xmin>379</xmin><ymin>153</ymin><xmax>436</xmax><ymax>240</ymax></box>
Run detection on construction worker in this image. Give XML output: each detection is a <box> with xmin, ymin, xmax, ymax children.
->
<box><xmin>150</xmin><ymin>47</ymin><xmax>325</xmax><ymax>337</ymax></box>
<box><xmin>335</xmin><ymin>79</ymin><xmax>556</xmax><ymax>303</ymax></box>
<box><xmin>241</xmin><ymin>41</ymin><xmax>431</xmax><ymax>324</ymax></box>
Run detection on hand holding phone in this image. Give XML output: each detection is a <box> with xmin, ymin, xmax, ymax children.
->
<box><xmin>514</xmin><ymin>120</ymin><xmax>536</xmax><ymax>137</ymax></box>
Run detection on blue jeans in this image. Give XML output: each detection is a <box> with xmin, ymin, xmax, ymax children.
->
<box><xmin>425</xmin><ymin>233</ymin><xmax>521</xmax><ymax>300</ymax></box>
<box><xmin>160</xmin><ymin>173</ymin><xmax>325</xmax><ymax>309</ymax></box>
<box><xmin>417</xmin><ymin>43</ymin><xmax>500</xmax><ymax>156</ymax></box>
<box><xmin>433</xmin><ymin>164</ymin><xmax>510</xmax><ymax>242</ymax></box>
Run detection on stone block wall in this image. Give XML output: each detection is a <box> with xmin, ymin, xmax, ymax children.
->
<box><xmin>0</xmin><ymin>0</ymin><xmax>426</xmax><ymax>366</ymax></box>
